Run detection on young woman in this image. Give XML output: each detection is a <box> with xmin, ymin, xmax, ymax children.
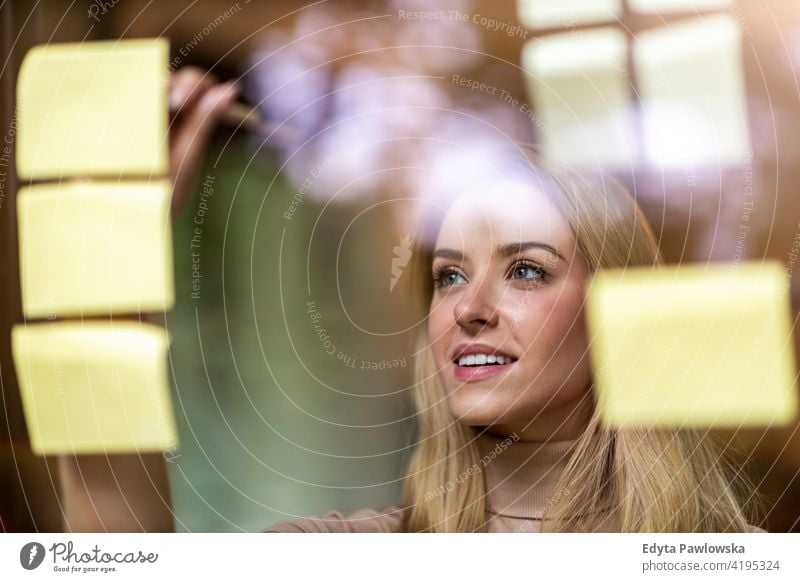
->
<box><xmin>59</xmin><ymin>69</ymin><xmax>761</xmax><ymax>533</ymax></box>
<box><xmin>265</xmin><ymin>150</ymin><xmax>761</xmax><ymax>533</ymax></box>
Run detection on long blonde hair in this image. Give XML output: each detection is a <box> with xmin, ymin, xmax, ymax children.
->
<box><xmin>401</xmin><ymin>148</ymin><xmax>757</xmax><ymax>532</ymax></box>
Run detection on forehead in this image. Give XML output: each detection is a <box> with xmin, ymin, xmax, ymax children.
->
<box><xmin>434</xmin><ymin>181</ymin><xmax>575</xmax><ymax>253</ymax></box>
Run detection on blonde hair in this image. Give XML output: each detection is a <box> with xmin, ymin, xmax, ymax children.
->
<box><xmin>401</xmin><ymin>148</ymin><xmax>757</xmax><ymax>532</ymax></box>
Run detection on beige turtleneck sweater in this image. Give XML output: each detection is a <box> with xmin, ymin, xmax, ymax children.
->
<box><xmin>264</xmin><ymin>431</ymin><xmax>587</xmax><ymax>533</ymax></box>
<box><xmin>263</xmin><ymin>431</ymin><xmax>767</xmax><ymax>532</ymax></box>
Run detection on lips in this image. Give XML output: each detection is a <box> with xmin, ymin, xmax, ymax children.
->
<box><xmin>451</xmin><ymin>342</ymin><xmax>518</xmax><ymax>382</ymax></box>
<box><xmin>451</xmin><ymin>343</ymin><xmax>518</xmax><ymax>364</ymax></box>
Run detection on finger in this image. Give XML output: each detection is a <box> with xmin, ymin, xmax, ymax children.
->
<box><xmin>168</xmin><ymin>67</ymin><xmax>219</xmax><ymax>116</ymax></box>
<box><xmin>171</xmin><ymin>80</ymin><xmax>240</xmax><ymax>162</ymax></box>
<box><xmin>169</xmin><ymin>81</ymin><xmax>240</xmax><ymax>216</ymax></box>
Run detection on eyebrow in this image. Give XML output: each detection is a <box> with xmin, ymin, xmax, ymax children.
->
<box><xmin>433</xmin><ymin>242</ymin><xmax>566</xmax><ymax>262</ymax></box>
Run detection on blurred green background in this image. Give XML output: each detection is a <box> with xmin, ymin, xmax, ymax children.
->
<box><xmin>167</xmin><ymin>139</ymin><xmax>416</xmax><ymax>531</ymax></box>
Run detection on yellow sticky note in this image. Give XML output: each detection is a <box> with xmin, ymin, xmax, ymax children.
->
<box><xmin>16</xmin><ymin>38</ymin><xmax>168</xmax><ymax>180</ymax></box>
<box><xmin>586</xmin><ymin>261</ymin><xmax>799</xmax><ymax>427</ymax></box>
<box><xmin>12</xmin><ymin>322</ymin><xmax>178</xmax><ymax>455</ymax></box>
<box><xmin>521</xmin><ymin>28</ymin><xmax>636</xmax><ymax>169</ymax></box>
<box><xmin>17</xmin><ymin>180</ymin><xmax>175</xmax><ymax>318</ymax></box>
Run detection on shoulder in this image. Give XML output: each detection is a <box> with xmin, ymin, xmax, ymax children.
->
<box><xmin>263</xmin><ymin>505</ymin><xmax>406</xmax><ymax>533</ymax></box>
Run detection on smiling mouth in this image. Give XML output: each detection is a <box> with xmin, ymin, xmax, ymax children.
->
<box><xmin>455</xmin><ymin>354</ymin><xmax>518</xmax><ymax>367</ymax></box>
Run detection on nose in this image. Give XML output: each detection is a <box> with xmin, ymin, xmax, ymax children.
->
<box><xmin>453</xmin><ymin>278</ymin><xmax>499</xmax><ymax>333</ymax></box>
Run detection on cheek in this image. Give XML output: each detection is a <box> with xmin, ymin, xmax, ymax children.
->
<box><xmin>427</xmin><ymin>297</ymin><xmax>453</xmax><ymax>363</ymax></box>
<box><xmin>516</xmin><ymin>289</ymin><xmax>588</xmax><ymax>363</ymax></box>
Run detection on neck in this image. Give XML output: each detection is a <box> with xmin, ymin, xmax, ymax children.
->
<box><xmin>482</xmin><ymin>392</ymin><xmax>594</xmax><ymax>442</ymax></box>
<box><xmin>473</xmin><ymin>429</ymin><xmax>579</xmax><ymax>519</ymax></box>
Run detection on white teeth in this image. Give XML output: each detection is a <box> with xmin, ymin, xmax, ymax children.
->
<box><xmin>457</xmin><ymin>353</ymin><xmax>516</xmax><ymax>366</ymax></box>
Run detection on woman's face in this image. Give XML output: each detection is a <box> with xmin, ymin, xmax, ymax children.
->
<box><xmin>427</xmin><ymin>181</ymin><xmax>594</xmax><ymax>440</ymax></box>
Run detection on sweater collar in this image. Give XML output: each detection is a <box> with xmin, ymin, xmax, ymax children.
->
<box><xmin>474</xmin><ymin>430</ymin><xmax>578</xmax><ymax>520</ymax></box>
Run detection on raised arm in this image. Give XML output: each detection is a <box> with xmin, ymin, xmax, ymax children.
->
<box><xmin>56</xmin><ymin>68</ymin><xmax>239</xmax><ymax>532</ymax></box>
<box><xmin>58</xmin><ymin>453</ymin><xmax>174</xmax><ymax>532</ymax></box>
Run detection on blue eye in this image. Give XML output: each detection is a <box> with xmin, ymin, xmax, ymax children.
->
<box><xmin>433</xmin><ymin>268</ymin><xmax>467</xmax><ymax>288</ymax></box>
<box><xmin>511</xmin><ymin>262</ymin><xmax>547</xmax><ymax>282</ymax></box>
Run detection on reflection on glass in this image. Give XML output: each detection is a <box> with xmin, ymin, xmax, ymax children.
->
<box><xmin>636</xmin><ymin>14</ymin><xmax>749</xmax><ymax>167</ymax></box>
<box><xmin>629</xmin><ymin>0</ymin><xmax>733</xmax><ymax>14</ymax></box>
<box><xmin>522</xmin><ymin>28</ymin><xmax>636</xmax><ymax>169</ymax></box>
<box><xmin>517</xmin><ymin>0</ymin><xmax>622</xmax><ymax>30</ymax></box>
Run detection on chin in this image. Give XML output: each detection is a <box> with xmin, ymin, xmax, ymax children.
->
<box><xmin>445</xmin><ymin>388</ymin><xmax>517</xmax><ymax>427</ymax></box>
